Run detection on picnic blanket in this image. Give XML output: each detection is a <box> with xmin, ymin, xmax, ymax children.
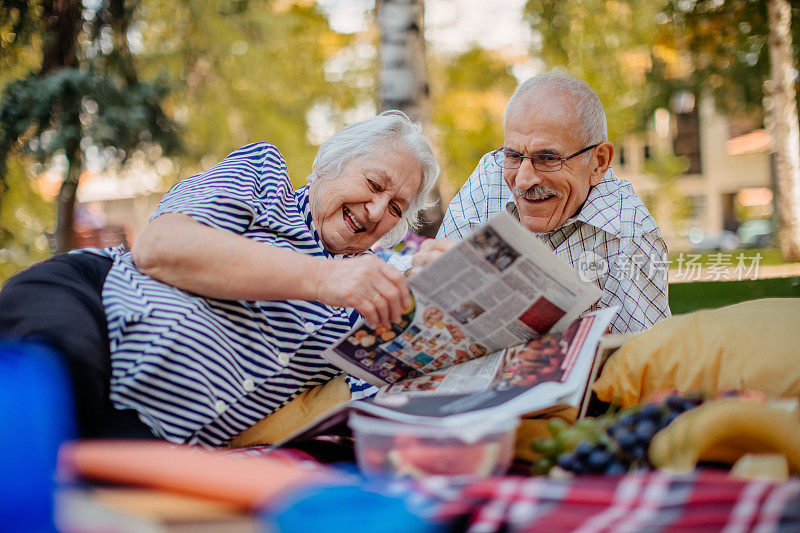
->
<box><xmin>225</xmin><ymin>447</ymin><xmax>800</xmax><ymax>532</ymax></box>
<box><xmin>422</xmin><ymin>470</ymin><xmax>800</xmax><ymax>532</ymax></box>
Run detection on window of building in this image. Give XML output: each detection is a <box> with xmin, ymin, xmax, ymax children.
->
<box><xmin>671</xmin><ymin>93</ymin><xmax>702</xmax><ymax>174</ymax></box>
<box><xmin>688</xmin><ymin>194</ymin><xmax>707</xmax><ymax>222</ymax></box>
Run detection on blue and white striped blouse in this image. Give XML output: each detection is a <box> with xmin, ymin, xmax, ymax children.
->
<box><xmin>100</xmin><ymin>143</ymin><xmax>375</xmax><ymax>447</ymax></box>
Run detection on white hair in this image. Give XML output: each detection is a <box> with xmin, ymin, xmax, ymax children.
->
<box><xmin>307</xmin><ymin>110</ymin><xmax>439</xmax><ymax>246</ymax></box>
<box><xmin>505</xmin><ymin>71</ymin><xmax>607</xmax><ymax>148</ymax></box>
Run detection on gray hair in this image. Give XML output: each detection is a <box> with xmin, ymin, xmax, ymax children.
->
<box><xmin>307</xmin><ymin>110</ymin><xmax>439</xmax><ymax>246</ymax></box>
<box><xmin>505</xmin><ymin>71</ymin><xmax>607</xmax><ymax>147</ymax></box>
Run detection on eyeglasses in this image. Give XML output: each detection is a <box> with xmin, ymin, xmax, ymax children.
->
<box><xmin>492</xmin><ymin>144</ymin><xmax>601</xmax><ymax>172</ymax></box>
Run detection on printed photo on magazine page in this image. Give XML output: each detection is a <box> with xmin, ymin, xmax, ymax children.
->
<box><xmin>323</xmin><ymin>294</ymin><xmax>493</xmax><ymax>386</ymax></box>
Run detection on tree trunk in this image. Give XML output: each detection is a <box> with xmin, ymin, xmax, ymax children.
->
<box><xmin>764</xmin><ymin>0</ymin><xmax>800</xmax><ymax>261</ymax></box>
<box><xmin>107</xmin><ymin>0</ymin><xmax>139</xmax><ymax>85</ymax></box>
<box><xmin>40</xmin><ymin>0</ymin><xmax>83</xmax><ymax>253</ymax></box>
<box><xmin>376</xmin><ymin>0</ymin><xmax>443</xmax><ymax>237</ymax></box>
<box><xmin>54</xmin><ymin>140</ymin><xmax>82</xmax><ymax>253</ymax></box>
<box><xmin>40</xmin><ymin>0</ymin><xmax>82</xmax><ymax>73</ymax></box>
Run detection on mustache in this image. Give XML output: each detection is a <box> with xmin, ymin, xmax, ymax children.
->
<box><xmin>511</xmin><ymin>185</ymin><xmax>562</xmax><ymax>201</ymax></box>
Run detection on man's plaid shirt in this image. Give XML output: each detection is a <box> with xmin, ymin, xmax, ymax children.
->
<box><xmin>438</xmin><ymin>152</ymin><xmax>671</xmax><ymax>333</ymax></box>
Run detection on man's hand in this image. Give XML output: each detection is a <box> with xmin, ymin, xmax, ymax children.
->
<box><xmin>409</xmin><ymin>238</ymin><xmax>456</xmax><ymax>275</ymax></box>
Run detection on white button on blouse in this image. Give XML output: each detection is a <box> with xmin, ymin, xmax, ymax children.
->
<box><xmin>214</xmin><ymin>400</ymin><xmax>226</xmax><ymax>414</ymax></box>
<box><xmin>242</xmin><ymin>379</ymin><xmax>255</xmax><ymax>392</ymax></box>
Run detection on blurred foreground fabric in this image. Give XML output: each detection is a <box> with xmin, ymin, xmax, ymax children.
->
<box><xmin>425</xmin><ymin>470</ymin><xmax>800</xmax><ymax>532</ymax></box>
<box><xmin>225</xmin><ymin>446</ymin><xmax>800</xmax><ymax>532</ymax></box>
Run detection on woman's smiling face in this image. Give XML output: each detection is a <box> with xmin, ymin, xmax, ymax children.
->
<box><xmin>309</xmin><ymin>145</ymin><xmax>423</xmax><ymax>255</ymax></box>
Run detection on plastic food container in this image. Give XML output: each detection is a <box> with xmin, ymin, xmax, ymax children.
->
<box><xmin>348</xmin><ymin>412</ymin><xmax>519</xmax><ymax>478</ymax></box>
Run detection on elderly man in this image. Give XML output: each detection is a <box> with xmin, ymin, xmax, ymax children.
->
<box><xmin>418</xmin><ymin>72</ymin><xmax>670</xmax><ymax>333</ymax></box>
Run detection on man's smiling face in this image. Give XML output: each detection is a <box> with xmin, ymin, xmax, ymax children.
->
<box><xmin>309</xmin><ymin>145</ymin><xmax>422</xmax><ymax>255</ymax></box>
<box><xmin>502</xmin><ymin>89</ymin><xmax>609</xmax><ymax>233</ymax></box>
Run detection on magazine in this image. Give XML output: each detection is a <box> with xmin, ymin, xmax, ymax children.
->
<box><xmin>577</xmin><ymin>332</ymin><xmax>637</xmax><ymax>419</ymax></box>
<box><xmin>322</xmin><ymin>210</ymin><xmax>603</xmax><ymax>388</ymax></box>
<box><xmin>276</xmin><ymin>308</ymin><xmax>617</xmax><ymax>446</ymax></box>
<box><xmin>347</xmin><ymin>307</ymin><xmax>615</xmax><ymax>426</ymax></box>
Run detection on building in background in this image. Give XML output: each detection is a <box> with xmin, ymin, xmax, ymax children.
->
<box><xmin>616</xmin><ymin>94</ymin><xmax>774</xmax><ymax>253</ymax></box>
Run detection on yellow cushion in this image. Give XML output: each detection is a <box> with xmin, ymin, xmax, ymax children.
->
<box><xmin>592</xmin><ymin>298</ymin><xmax>800</xmax><ymax>407</ymax></box>
<box><xmin>228</xmin><ymin>374</ymin><xmax>351</xmax><ymax>447</ymax></box>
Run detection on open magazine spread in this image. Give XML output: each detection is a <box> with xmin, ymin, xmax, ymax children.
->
<box><xmin>276</xmin><ymin>308</ymin><xmax>617</xmax><ymax>447</ymax></box>
<box><xmin>355</xmin><ymin>307</ymin><xmax>616</xmax><ymax>426</ymax></box>
<box><xmin>322</xmin><ymin>210</ymin><xmax>603</xmax><ymax>388</ymax></box>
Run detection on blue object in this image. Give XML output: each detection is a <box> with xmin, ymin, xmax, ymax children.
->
<box><xmin>0</xmin><ymin>341</ymin><xmax>75</xmax><ymax>533</ymax></box>
<box><xmin>263</xmin><ymin>483</ymin><xmax>441</xmax><ymax>533</ymax></box>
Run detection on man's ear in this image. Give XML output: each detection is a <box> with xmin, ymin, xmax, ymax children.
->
<box><xmin>589</xmin><ymin>141</ymin><xmax>614</xmax><ymax>186</ymax></box>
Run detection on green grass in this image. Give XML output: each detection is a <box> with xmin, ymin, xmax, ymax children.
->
<box><xmin>668</xmin><ymin>276</ymin><xmax>800</xmax><ymax>315</ymax></box>
<box><xmin>667</xmin><ymin>248</ymin><xmax>789</xmax><ymax>267</ymax></box>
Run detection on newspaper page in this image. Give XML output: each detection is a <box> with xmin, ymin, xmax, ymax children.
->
<box><xmin>322</xmin><ymin>210</ymin><xmax>603</xmax><ymax>387</ymax></box>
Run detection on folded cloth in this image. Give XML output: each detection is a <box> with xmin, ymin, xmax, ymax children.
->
<box><xmin>422</xmin><ymin>470</ymin><xmax>800</xmax><ymax>532</ymax></box>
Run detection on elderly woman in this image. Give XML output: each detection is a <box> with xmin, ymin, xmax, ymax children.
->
<box><xmin>0</xmin><ymin>111</ymin><xmax>439</xmax><ymax>446</ymax></box>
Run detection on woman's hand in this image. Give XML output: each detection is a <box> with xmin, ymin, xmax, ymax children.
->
<box><xmin>314</xmin><ymin>255</ymin><xmax>411</xmax><ymax>327</ymax></box>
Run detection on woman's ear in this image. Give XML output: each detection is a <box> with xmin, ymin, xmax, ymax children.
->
<box><xmin>590</xmin><ymin>141</ymin><xmax>615</xmax><ymax>186</ymax></box>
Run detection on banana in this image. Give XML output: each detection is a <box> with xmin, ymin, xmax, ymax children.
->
<box><xmin>730</xmin><ymin>454</ymin><xmax>789</xmax><ymax>482</ymax></box>
<box><xmin>649</xmin><ymin>398</ymin><xmax>800</xmax><ymax>473</ymax></box>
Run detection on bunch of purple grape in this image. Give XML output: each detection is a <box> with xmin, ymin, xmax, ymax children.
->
<box><xmin>531</xmin><ymin>393</ymin><xmax>704</xmax><ymax>476</ymax></box>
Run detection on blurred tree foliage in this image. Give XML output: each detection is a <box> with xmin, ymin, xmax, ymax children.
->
<box><xmin>133</xmin><ymin>0</ymin><xmax>372</xmax><ymax>187</ymax></box>
<box><xmin>0</xmin><ymin>156</ymin><xmax>51</xmax><ymax>280</ymax></box>
<box><xmin>523</xmin><ymin>0</ymin><xmax>669</xmax><ymax>141</ymax></box>
<box><xmin>429</xmin><ymin>47</ymin><xmax>517</xmax><ymax>195</ymax></box>
<box><xmin>523</xmin><ymin>0</ymin><xmax>800</xmax><ymax>135</ymax></box>
<box><xmin>655</xmin><ymin>0</ymin><xmax>800</xmax><ymax>119</ymax></box>
<box><xmin>643</xmin><ymin>148</ymin><xmax>691</xmax><ymax>241</ymax></box>
<box><xmin>0</xmin><ymin>0</ymin><xmax>49</xmax><ymax>277</ymax></box>
<box><xmin>0</xmin><ymin>0</ymin><xmax>180</xmax><ymax>254</ymax></box>
<box><xmin>644</xmin><ymin>0</ymin><xmax>800</xmax><ymax>260</ymax></box>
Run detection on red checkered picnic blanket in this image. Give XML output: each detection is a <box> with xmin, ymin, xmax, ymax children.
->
<box><xmin>223</xmin><ymin>447</ymin><xmax>800</xmax><ymax>532</ymax></box>
<box><xmin>425</xmin><ymin>470</ymin><xmax>800</xmax><ymax>532</ymax></box>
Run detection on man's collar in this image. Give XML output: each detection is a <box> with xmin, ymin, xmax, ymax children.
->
<box><xmin>504</xmin><ymin>167</ymin><xmax>621</xmax><ymax>237</ymax></box>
